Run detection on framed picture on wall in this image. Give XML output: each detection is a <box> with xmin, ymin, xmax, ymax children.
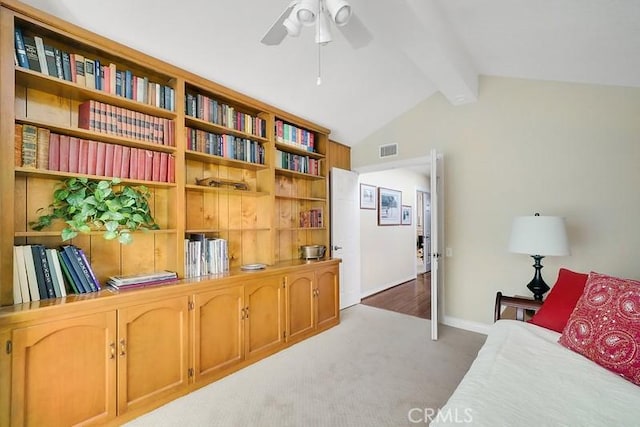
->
<box><xmin>401</xmin><ymin>205</ymin><xmax>412</xmax><ymax>225</ymax></box>
<box><xmin>360</xmin><ymin>184</ymin><xmax>377</xmax><ymax>210</ymax></box>
<box><xmin>378</xmin><ymin>187</ymin><xmax>402</xmax><ymax>225</ymax></box>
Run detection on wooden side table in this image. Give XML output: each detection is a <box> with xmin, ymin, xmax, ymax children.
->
<box><xmin>494</xmin><ymin>292</ymin><xmax>543</xmax><ymax>322</ymax></box>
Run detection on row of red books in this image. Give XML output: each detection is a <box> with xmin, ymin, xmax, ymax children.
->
<box><xmin>16</xmin><ymin>124</ymin><xmax>175</xmax><ymax>183</ymax></box>
<box><xmin>299</xmin><ymin>208</ymin><xmax>324</xmax><ymax>228</ymax></box>
<box><xmin>78</xmin><ymin>100</ymin><xmax>175</xmax><ymax>146</ymax></box>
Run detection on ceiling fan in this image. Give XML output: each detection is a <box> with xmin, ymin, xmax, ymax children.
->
<box><xmin>261</xmin><ymin>0</ymin><xmax>371</xmax><ymax>49</ymax></box>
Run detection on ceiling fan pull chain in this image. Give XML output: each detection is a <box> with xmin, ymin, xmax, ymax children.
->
<box><xmin>317</xmin><ymin>4</ymin><xmax>322</xmax><ymax>85</ymax></box>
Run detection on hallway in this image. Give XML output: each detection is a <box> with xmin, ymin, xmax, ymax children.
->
<box><xmin>361</xmin><ymin>272</ymin><xmax>431</xmax><ymax>319</ymax></box>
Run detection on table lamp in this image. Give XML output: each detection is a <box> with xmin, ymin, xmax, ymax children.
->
<box><xmin>508</xmin><ymin>213</ymin><xmax>570</xmax><ymax>301</ymax></box>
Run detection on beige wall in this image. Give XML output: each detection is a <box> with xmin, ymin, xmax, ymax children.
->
<box><xmin>358</xmin><ymin>169</ymin><xmax>429</xmax><ymax>297</ymax></box>
<box><xmin>352</xmin><ymin>75</ymin><xmax>640</xmax><ymax>326</ymax></box>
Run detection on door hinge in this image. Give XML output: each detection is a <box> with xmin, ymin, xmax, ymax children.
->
<box><xmin>5</xmin><ymin>340</ymin><xmax>12</xmax><ymax>354</ymax></box>
<box><xmin>188</xmin><ymin>368</ymin><xmax>194</xmax><ymax>378</ymax></box>
<box><xmin>188</xmin><ymin>301</ymin><xmax>195</xmax><ymax>311</ymax></box>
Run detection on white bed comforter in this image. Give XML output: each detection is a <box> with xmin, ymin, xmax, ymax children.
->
<box><xmin>430</xmin><ymin>320</ymin><xmax>640</xmax><ymax>427</ymax></box>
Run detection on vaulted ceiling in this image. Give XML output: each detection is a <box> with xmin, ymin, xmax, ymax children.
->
<box><xmin>20</xmin><ymin>0</ymin><xmax>640</xmax><ymax>146</ymax></box>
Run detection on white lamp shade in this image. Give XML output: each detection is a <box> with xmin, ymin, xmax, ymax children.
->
<box><xmin>508</xmin><ymin>215</ymin><xmax>570</xmax><ymax>256</ymax></box>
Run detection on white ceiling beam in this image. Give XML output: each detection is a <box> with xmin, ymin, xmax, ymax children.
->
<box><xmin>401</xmin><ymin>0</ymin><xmax>478</xmax><ymax>105</ymax></box>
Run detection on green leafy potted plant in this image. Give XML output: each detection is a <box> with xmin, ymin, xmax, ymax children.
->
<box><xmin>30</xmin><ymin>177</ymin><xmax>159</xmax><ymax>245</ymax></box>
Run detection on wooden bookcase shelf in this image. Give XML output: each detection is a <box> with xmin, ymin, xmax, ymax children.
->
<box><xmin>0</xmin><ymin>2</ymin><xmax>345</xmax><ymax>424</ymax></box>
<box><xmin>275</xmin><ymin>168</ymin><xmax>325</xmax><ymax>180</ymax></box>
<box><xmin>15</xmin><ymin>118</ymin><xmax>178</xmax><ymax>153</ymax></box>
<box><xmin>15</xmin><ymin>67</ymin><xmax>177</xmax><ymax>119</ymax></box>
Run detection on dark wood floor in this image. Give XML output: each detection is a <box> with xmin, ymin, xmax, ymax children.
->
<box><xmin>361</xmin><ymin>272</ymin><xmax>431</xmax><ymax>319</ymax></box>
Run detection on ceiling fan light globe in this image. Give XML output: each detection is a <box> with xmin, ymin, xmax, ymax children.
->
<box><xmin>325</xmin><ymin>0</ymin><xmax>351</xmax><ymax>26</ymax></box>
<box><xmin>297</xmin><ymin>0</ymin><xmax>319</xmax><ymax>26</ymax></box>
<box><xmin>283</xmin><ymin>16</ymin><xmax>302</xmax><ymax>37</ymax></box>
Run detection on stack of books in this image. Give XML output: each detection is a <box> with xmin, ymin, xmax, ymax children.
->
<box><xmin>106</xmin><ymin>271</ymin><xmax>178</xmax><ymax>290</ymax></box>
<box><xmin>184</xmin><ymin>234</ymin><xmax>229</xmax><ymax>278</ymax></box>
<box><xmin>12</xmin><ymin>244</ymin><xmax>100</xmax><ymax>304</ymax></box>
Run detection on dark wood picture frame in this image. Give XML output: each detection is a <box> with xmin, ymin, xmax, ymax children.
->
<box><xmin>378</xmin><ymin>187</ymin><xmax>402</xmax><ymax>226</ymax></box>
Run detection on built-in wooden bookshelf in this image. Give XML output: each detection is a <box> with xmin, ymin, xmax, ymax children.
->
<box><xmin>0</xmin><ymin>0</ymin><xmax>335</xmax><ymax>305</ymax></box>
<box><xmin>0</xmin><ymin>2</ymin><xmax>345</xmax><ymax>425</ymax></box>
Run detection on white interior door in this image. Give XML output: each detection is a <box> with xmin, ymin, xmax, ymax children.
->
<box><xmin>330</xmin><ymin>167</ymin><xmax>361</xmax><ymax>309</ymax></box>
<box><xmin>430</xmin><ymin>149</ymin><xmax>443</xmax><ymax>340</ymax></box>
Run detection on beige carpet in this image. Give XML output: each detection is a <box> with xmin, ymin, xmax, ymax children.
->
<box><xmin>125</xmin><ymin>304</ymin><xmax>486</xmax><ymax>427</ymax></box>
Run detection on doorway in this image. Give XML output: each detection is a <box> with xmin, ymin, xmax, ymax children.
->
<box><xmin>416</xmin><ymin>190</ymin><xmax>432</xmax><ymax>274</ymax></box>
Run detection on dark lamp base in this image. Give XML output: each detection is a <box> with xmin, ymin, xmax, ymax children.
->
<box><xmin>526</xmin><ymin>255</ymin><xmax>549</xmax><ymax>301</ymax></box>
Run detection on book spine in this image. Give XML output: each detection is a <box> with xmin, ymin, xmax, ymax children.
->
<box><xmin>104</xmin><ymin>143</ymin><xmax>115</xmax><ymax>177</ymax></box>
<box><xmin>85</xmin><ymin>58</ymin><xmax>95</xmax><ymax>89</ymax></box>
<box><xmin>12</xmin><ymin>247</ymin><xmax>24</xmax><ymax>304</ymax></box>
<box><xmin>144</xmin><ymin>150</ymin><xmax>153</xmax><ymax>181</ymax></box>
<box><xmin>30</xmin><ymin>245</ymin><xmax>49</xmax><ymax>299</ymax></box>
<box><xmin>33</xmin><ymin>36</ymin><xmax>49</xmax><ymax>75</ymax></box>
<box><xmin>14</xmin><ymin>27</ymin><xmax>29</xmax><ymax>68</ymax></box>
<box><xmin>76</xmin><ymin>247</ymin><xmax>101</xmax><ymax>291</ymax></box>
<box><xmin>152</xmin><ymin>151</ymin><xmax>161</xmax><ymax>182</ymax></box>
<box><xmin>112</xmin><ymin>144</ymin><xmax>123</xmax><ymax>178</ymax></box>
<box><xmin>23</xmin><ymin>35</ymin><xmax>40</xmax><ymax>72</ymax></box>
<box><xmin>14</xmin><ymin>123</ymin><xmax>22</xmax><ymax>167</ymax></box>
<box><xmin>48</xmin><ymin>132</ymin><xmax>60</xmax><ymax>171</ymax></box>
<box><xmin>61</xmin><ymin>50</ymin><xmax>72</xmax><ymax>81</ymax></box>
<box><xmin>59</xmin><ymin>134</ymin><xmax>70</xmax><ymax>172</ymax></box>
<box><xmin>44</xmin><ymin>248</ymin><xmax>62</xmax><ymax>298</ymax></box>
<box><xmin>21</xmin><ymin>124</ymin><xmax>38</xmax><ymax>169</ymax></box>
<box><xmin>36</xmin><ymin>127</ymin><xmax>50</xmax><ymax>170</ymax></box>
<box><xmin>44</xmin><ymin>44</ymin><xmax>57</xmax><ymax>78</ymax></box>
<box><xmin>57</xmin><ymin>250</ymin><xmax>81</xmax><ymax>294</ymax></box>
<box><xmin>121</xmin><ymin>146</ymin><xmax>131</xmax><ymax>178</ymax></box>
<box><xmin>53</xmin><ymin>47</ymin><xmax>64</xmax><ymax>79</ymax></box>
<box><xmin>96</xmin><ymin>142</ymin><xmax>106</xmax><ymax>176</ymax></box>
<box><xmin>61</xmin><ymin>246</ymin><xmax>91</xmax><ymax>293</ymax></box>
<box><xmin>21</xmin><ymin>246</ymin><xmax>40</xmax><ymax>301</ymax></box>
<box><xmin>68</xmin><ymin>137</ymin><xmax>79</xmax><ymax>173</ymax></box>
<box><xmin>74</xmin><ymin>53</ymin><xmax>86</xmax><ymax>86</ymax></box>
<box><xmin>48</xmin><ymin>249</ymin><xmax>67</xmax><ymax>297</ymax></box>
<box><xmin>87</xmin><ymin>140</ymin><xmax>98</xmax><ymax>175</ymax></box>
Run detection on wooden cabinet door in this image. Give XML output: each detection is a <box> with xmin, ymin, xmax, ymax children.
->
<box><xmin>117</xmin><ymin>296</ymin><xmax>189</xmax><ymax>414</ymax></box>
<box><xmin>11</xmin><ymin>312</ymin><xmax>117</xmax><ymax>427</ymax></box>
<box><xmin>285</xmin><ymin>270</ymin><xmax>315</xmax><ymax>344</ymax></box>
<box><xmin>244</xmin><ymin>275</ymin><xmax>285</xmax><ymax>361</ymax></box>
<box><xmin>315</xmin><ymin>265</ymin><xmax>340</xmax><ymax>331</ymax></box>
<box><xmin>193</xmin><ymin>285</ymin><xmax>244</xmax><ymax>382</ymax></box>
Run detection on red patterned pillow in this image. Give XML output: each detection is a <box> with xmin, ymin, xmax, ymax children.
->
<box><xmin>559</xmin><ymin>272</ymin><xmax>640</xmax><ymax>385</ymax></box>
<box><xmin>529</xmin><ymin>268</ymin><xmax>588</xmax><ymax>332</ymax></box>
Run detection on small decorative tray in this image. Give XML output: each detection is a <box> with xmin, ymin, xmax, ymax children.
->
<box><xmin>241</xmin><ymin>263</ymin><xmax>267</xmax><ymax>271</ymax></box>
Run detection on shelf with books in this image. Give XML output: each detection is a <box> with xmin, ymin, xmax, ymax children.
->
<box><xmin>14</xmin><ymin>16</ymin><xmax>177</xmax><ymax>112</ymax></box>
<box><xmin>185</xmin><ymin>149</ymin><xmax>268</xmax><ymax>171</ymax></box>
<box><xmin>276</xmin><ymin>227</ymin><xmax>327</xmax><ymax>231</ymax></box>
<box><xmin>184</xmin><ymin>86</ymin><xmax>268</xmax><ymax>140</ymax></box>
<box><xmin>274</xmin><ymin>119</ymin><xmax>318</xmax><ymax>154</ymax></box>
<box><xmin>184</xmin><ymin>184</ymin><xmax>269</xmax><ymax>197</ymax></box>
<box><xmin>275</xmin><ymin>142</ymin><xmax>325</xmax><ymax>160</ymax></box>
<box><xmin>14</xmin><ymin>167</ymin><xmax>178</xmax><ymax>189</ymax></box>
<box><xmin>15</xmin><ymin>68</ymin><xmax>177</xmax><ymax>120</ymax></box>
<box><xmin>275</xmin><ymin>167</ymin><xmax>325</xmax><ymax>180</ymax></box>
<box><xmin>185</xmin><ymin>116</ymin><xmax>269</xmax><ymax>144</ymax></box>
<box><xmin>14</xmin><ymin>118</ymin><xmax>178</xmax><ymax>154</ymax></box>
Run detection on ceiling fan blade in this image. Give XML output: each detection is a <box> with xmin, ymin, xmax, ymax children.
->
<box><xmin>337</xmin><ymin>13</ymin><xmax>372</xmax><ymax>49</ymax></box>
<box><xmin>260</xmin><ymin>4</ymin><xmax>296</xmax><ymax>46</ymax></box>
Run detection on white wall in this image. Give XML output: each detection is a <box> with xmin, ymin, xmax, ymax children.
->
<box><xmin>352</xmin><ymin>75</ymin><xmax>640</xmax><ymax>326</ymax></box>
<box><xmin>359</xmin><ymin>169</ymin><xmax>429</xmax><ymax>297</ymax></box>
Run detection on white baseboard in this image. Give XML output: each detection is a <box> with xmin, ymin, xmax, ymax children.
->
<box><xmin>442</xmin><ymin>315</ymin><xmax>491</xmax><ymax>335</ymax></box>
<box><xmin>360</xmin><ymin>275</ymin><xmax>416</xmax><ymax>299</ymax></box>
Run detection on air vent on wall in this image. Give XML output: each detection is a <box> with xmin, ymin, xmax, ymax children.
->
<box><xmin>379</xmin><ymin>143</ymin><xmax>398</xmax><ymax>158</ymax></box>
